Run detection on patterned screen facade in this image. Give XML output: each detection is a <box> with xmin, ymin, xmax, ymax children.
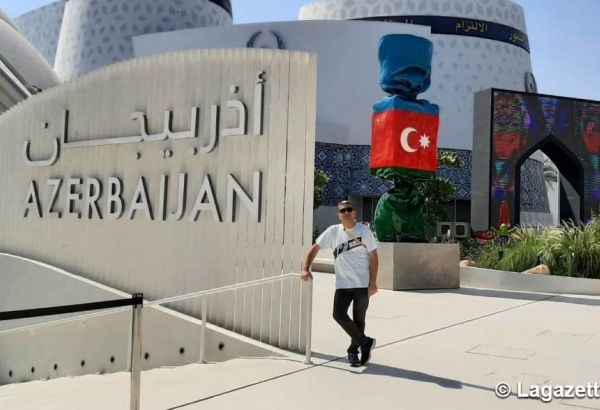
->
<box><xmin>491</xmin><ymin>90</ymin><xmax>600</xmax><ymax>226</ymax></box>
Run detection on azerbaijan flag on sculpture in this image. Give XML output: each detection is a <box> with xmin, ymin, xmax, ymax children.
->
<box><xmin>370</xmin><ymin>108</ymin><xmax>439</xmax><ymax>173</ymax></box>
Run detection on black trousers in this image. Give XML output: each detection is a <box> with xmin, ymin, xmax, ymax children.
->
<box><xmin>332</xmin><ymin>288</ymin><xmax>369</xmax><ymax>352</ymax></box>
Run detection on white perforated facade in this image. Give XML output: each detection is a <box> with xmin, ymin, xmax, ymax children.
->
<box><xmin>13</xmin><ymin>1</ymin><xmax>67</xmax><ymax>67</ymax></box>
<box><xmin>299</xmin><ymin>0</ymin><xmax>527</xmax><ymax>32</ymax></box>
<box><xmin>299</xmin><ymin>0</ymin><xmax>533</xmax><ymax>150</ymax></box>
<box><xmin>14</xmin><ymin>0</ymin><xmax>233</xmax><ymax>81</ymax></box>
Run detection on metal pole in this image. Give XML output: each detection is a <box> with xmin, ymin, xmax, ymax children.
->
<box><xmin>304</xmin><ymin>278</ymin><xmax>313</xmax><ymax>365</ymax></box>
<box><xmin>200</xmin><ymin>295</ymin><xmax>208</xmax><ymax>364</ymax></box>
<box><xmin>453</xmin><ymin>198</ymin><xmax>457</xmax><ymax>239</ymax></box>
<box><xmin>126</xmin><ymin>306</ymin><xmax>133</xmax><ymax>371</ymax></box>
<box><xmin>129</xmin><ymin>294</ymin><xmax>143</xmax><ymax>410</ymax></box>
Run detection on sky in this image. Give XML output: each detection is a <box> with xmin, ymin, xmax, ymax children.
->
<box><xmin>0</xmin><ymin>0</ymin><xmax>599</xmax><ymax>102</ymax></box>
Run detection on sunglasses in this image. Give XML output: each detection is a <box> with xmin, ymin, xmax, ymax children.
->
<box><xmin>338</xmin><ymin>207</ymin><xmax>354</xmax><ymax>214</ymax></box>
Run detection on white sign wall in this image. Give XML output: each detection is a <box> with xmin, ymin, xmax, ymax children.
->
<box><xmin>0</xmin><ymin>48</ymin><xmax>316</xmax><ymax>351</ymax></box>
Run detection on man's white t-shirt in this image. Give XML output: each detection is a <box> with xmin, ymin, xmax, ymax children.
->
<box><xmin>316</xmin><ymin>223</ymin><xmax>378</xmax><ymax>289</ymax></box>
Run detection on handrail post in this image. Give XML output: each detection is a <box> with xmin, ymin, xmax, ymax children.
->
<box><xmin>130</xmin><ymin>293</ymin><xmax>143</xmax><ymax>410</ymax></box>
<box><xmin>304</xmin><ymin>278</ymin><xmax>313</xmax><ymax>365</ymax></box>
<box><xmin>200</xmin><ymin>295</ymin><xmax>208</xmax><ymax>364</ymax></box>
<box><xmin>126</xmin><ymin>306</ymin><xmax>133</xmax><ymax>371</ymax></box>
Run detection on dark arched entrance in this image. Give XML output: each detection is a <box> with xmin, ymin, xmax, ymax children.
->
<box><xmin>515</xmin><ymin>135</ymin><xmax>584</xmax><ymax>225</ymax></box>
<box><xmin>471</xmin><ymin>89</ymin><xmax>600</xmax><ymax>230</ymax></box>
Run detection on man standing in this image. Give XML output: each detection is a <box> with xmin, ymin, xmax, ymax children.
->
<box><xmin>301</xmin><ymin>200</ymin><xmax>378</xmax><ymax>366</ymax></box>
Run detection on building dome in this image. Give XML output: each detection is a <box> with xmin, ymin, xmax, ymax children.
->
<box><xmin>300</xmin><ymin>0</ymin><xmax>533</xmax><ymax>151</ymax></box>
<box><xmin>51</xmin><ymin>0</ymin><xmax>234</xmax><ymax>80</ymax></box>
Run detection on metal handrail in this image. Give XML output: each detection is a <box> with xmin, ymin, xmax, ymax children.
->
<box><xmin>147</xmin><ymin>273</ymin><xmax>300</xmax><ymax>306</ymax></box>
<box><xmin>0</xmin><ymin>274</ymin><xmax>314</xmax><ymax>409</ymax></box>
<box><xmin>1</xmin><ymin>274</ymin><xmax>300</xmax><ymax>333</ymax></box>
<box><xmin>0</xmin><ymin>273</ymin><xmax>314</xmax><ymax>363</ymax></box>
<box><xmin>146</xmin><ymin>273</ymin><xmax>313</xmax><ymax>365</ymax></box>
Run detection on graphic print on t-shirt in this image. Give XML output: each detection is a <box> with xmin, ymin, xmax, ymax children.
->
<box><xmin>333</xmin><ymin>237</ymin><xmax>364</xmax><ymax>259</ymax></box>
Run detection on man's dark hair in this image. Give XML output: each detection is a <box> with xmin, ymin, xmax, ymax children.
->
<box><xmin>337</xmin><ymin>200</ymin><xmax>355</xmax><ymax>210</ymax></box>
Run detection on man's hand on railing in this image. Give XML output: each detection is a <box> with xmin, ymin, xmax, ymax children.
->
<box><xmin>300</xmin><ymin>270</ymin><xmax>313</xmax><ymax>281</ymax></box>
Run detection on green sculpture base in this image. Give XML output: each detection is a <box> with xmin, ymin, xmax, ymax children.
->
<box><xmin>372</xmin><ymin>167</ymin><xmax>434</xmax><ymax>242</ymax></box>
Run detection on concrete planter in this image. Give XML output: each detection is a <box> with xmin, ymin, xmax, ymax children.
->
<box><xmin>378</xmin><ymin>243</ymin><xmax>460</xmax><ymax>290</ymax></box>
<box><xmin>461</xmin><ymin>265</ymin><xmax>600</xmax><ymax>296</ymax></box>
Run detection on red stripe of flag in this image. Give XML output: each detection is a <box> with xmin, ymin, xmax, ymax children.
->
<box><xmin>370</xmin><ymin>109</ymin><xmax>440</xmax><ymax>172</ymax></box>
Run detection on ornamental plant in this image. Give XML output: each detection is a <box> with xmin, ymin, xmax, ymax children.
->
<box><xmin>313</xmin><ymin>170</ymin><xmax>330</xmax><ymax>209</ymax></box>
<box><xmin>417</xmin><ymin>150</ymin><xmax>463</xmax><ymax>233</ymax></box>
<box><xmin>473</xmin><ymin>215</ymin><xmax>600</xmax><ymax>279</ymax></box>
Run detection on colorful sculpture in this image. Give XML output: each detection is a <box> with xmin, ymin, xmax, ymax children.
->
<box><xmin>370</xmin><ymin>34</ymin><xmax>440</xmax><ymax>242</ymax></box>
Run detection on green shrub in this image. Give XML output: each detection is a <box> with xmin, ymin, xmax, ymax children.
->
<box><xmin>475</xmin><ymin>241</ymin><xmax>503</xmax><ymax>269</ymax></box>
<box><xmin>459</xmin><ymin>237</ymin><xmax>482</xmax><ymax>260</ymax></box>
<box><xmin>496</xmin><ymin>227</ymin><xmax>542</xmax><ymax>272</ymax></box>
<box><xmin>537</xmin><ymin>227</ymin><xmax>563</xmax><ymax>274</ymax></box>
<box><xmin>474</xmin><ymin>217</ymin><xmax>600</xmax><ymax>279</ymax></box>
<box><xmin>539</xmin><ymin>220</ymin><xmax>600</xmax><ymax>278</ymax></box>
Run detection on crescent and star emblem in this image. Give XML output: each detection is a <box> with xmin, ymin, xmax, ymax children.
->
<box><xmin>400</xmin><ymin>127</ymin><xmax>431</xmax><ymax>153</ymax></box>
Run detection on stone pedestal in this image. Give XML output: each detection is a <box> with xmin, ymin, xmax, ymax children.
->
<box><xmin>378</xmin><ymin>243</ymin><xmax>460</xmax><ymax>290</ymax></box>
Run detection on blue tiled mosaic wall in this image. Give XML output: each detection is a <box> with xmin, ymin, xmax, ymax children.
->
<box><xmin>315</xmin><ymin>143</ymin><xmax>390</xmax><ymax>205</ymax></box>
<box><xmin>315</xmin><ymin>143</ymin><xmax>472</xmax><ymax>206</ymax></box>
<box><xmin>315</xmin><ymin>143</ymin><xmax>550</xmax><ymax>212</ymax></box>
<box><xmin>436</xmin><ymin>149</ymin><xmax>473</xmax><ymax>201</ymax></box>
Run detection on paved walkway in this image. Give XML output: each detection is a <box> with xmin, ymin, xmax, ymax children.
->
<box><xmin>1</xmin><ymin>272</ymin><xmax>600</xmax><ymax>409</ymax></box>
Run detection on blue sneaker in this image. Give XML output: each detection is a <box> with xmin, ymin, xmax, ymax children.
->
<box><xmin>347</xmin><ymin>351</ymin><xmax>360</xmax><ymax>366</ymax></box>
